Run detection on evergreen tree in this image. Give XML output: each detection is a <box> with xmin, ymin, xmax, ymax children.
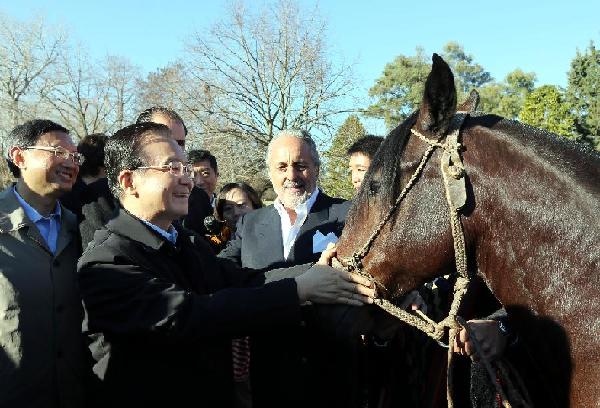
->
<box><xmin>479</xmin><ymin>69</ymin><xmax>537</xmax><ymax>119</ymax></box>
<box><xmin>365</xmin><ymin>47</ymin><xmax>429</xmax><ymax>128</ymax></box>
<box><xmin>366</xmin><ymin>43</ymin><xmax>491</xmax><ymax>129</ymax></box>
<box><xmin>442</xmin><ymin>42</ymin><xmax>492</xmax><ymax>96</ymax></box>
<box><xmin>566</xmin><ymin>41</ymin><xmax>600</xmax><ymax>150</ymax></box>
<box><xmin>320</xmin><ymin>115</ymin><xmax>366</xmax><ymax>199</ymax></box>
<box><xmin>519</xmin><ymin>85</ymin><xmax>578</xmax><ymax>140</ymax></box>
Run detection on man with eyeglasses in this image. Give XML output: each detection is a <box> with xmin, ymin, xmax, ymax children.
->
<box><xmin>0</xmin><ymin>119</ymin><xmax>88</xmax><ymax>407</ymax></box>
<box><xmin>77</xmin><ymin>122</ymin><xmax>374</xmax><ymax>407</ymax></box>
<box><xmin>77</xmin><ymin>107</ymin><xmax>196</xmax><ymax>249</ymax></box>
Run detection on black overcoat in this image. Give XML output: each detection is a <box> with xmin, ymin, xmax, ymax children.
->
<box><xmin>78</xmin><ymin>209</ymin><xmax>301</xmax><ymax>408</ymax></box>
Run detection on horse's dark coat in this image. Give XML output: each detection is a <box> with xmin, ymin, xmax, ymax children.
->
<box><xmin>337</xmin><ymin>55</ymin><xmax>600</xmax><ymax>407</ymax></box>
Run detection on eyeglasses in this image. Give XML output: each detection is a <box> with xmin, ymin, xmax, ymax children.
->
<box><xmin>25</xmin><ymin>146</ymin><xmax>85</xmax><ymax>166</ymax></box>
<box><xmin>136</xmin><ymin>161</ymin><xmax>195</xmax><ymax>178</ymax></box>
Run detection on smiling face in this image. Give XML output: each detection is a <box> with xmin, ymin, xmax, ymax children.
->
<box><xmin>268</xmin><ymin>135</ymin><xmax>319</xmax><ymax>209</ymax></box>
<box><xmin>124</xmin><ymin>137</ymin><xmax>193</xmax><ymax>229</ymax></box>
<box><xmin>18</xmin><ymin>131</ymin><xmax>79</xmax><ymax>198</ymax></box>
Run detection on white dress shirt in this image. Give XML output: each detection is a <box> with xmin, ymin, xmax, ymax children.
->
<box><xmin>273</xmin><ymin>188</ymin><xmax>319</xmax><ymax>260</ymax></box>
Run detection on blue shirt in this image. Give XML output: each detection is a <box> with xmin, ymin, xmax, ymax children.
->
<box><xmin>141</xmin><ymin>220</ymin><xmax>178</xmax><ymax>245</ymax></box>
<box><xmin>13</xmin><ymin>186</ymin><xmax>62</xmax><ymax>254</ymax></box>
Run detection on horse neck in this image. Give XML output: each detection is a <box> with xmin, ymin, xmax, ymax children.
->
<box><xmin>462</xmin><ymin>119</ymin><xmax>600</xmax><ymax>318</ymax></box>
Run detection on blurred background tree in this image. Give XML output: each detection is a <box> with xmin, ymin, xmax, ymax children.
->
<box><xmin>320</xmin><ymin>115</ymin><xmax>366</xmax><ymax>199</ymax></box>
<box><xmin>519</xmin><ymin>85</ymin><xmax>578</xmax><ymax>139</ymax></box>
<box><xmin>566</xmin><ymin>41</ymin><xmax>600</xmax><ymax>150</ymax></box>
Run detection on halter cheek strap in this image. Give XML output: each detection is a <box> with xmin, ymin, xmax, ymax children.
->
<box><xmin>337</xmin><ymin>112</ymin><xmax>470</xmax><ymax>341</ymax></box>
<box><xmin>335</xmin><ymin>112</ymin><xmax>470</xmax><ymax>408</ymax></box>
<box><xmin>337</xmin><ymin>112</ymin><xmax>525</xmax><ymax>408</ymax></box>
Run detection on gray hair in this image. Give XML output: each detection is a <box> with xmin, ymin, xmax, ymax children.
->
<box><xmin>266</xmin><ymin>129</ymin><xmax>320</xmax><ymax>168</ymax></box>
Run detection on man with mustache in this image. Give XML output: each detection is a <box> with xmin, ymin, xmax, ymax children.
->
<box><xmin>219</xmin><ymin>129</ymin><xmax>364</xmax><ymax>408</ymax></box>
<box><xmin>0</xmin><ymin>120</ymin><xmax>87</xmax><ymax>407</ymax></box>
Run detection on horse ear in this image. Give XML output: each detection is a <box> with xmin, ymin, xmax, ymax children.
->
<box><xmin>417</xmin><ymin>53</ymin><xmax>457</xmax><ymax>135</ymax></box>
<box><xmin>458</xmin><ymin>89</ymin><xmax>480</xmax><ymax>113</ymax></box>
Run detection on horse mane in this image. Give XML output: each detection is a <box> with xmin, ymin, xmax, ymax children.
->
<box><xmin>485</xmin><ymin>116</ymin><xmax>600</xmax><ymax>195</ymax></box>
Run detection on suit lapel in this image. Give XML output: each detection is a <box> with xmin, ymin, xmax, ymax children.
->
<box><xmin>289</xmin><ymin>193</ymin><xmax>332</xmax><ymax>263</ymax></box>
<box><xmin>55</xmin><ymin>206</ymin><xmax>77</xmax><ymax>257</ymax></box>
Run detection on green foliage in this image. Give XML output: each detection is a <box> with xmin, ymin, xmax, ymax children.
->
<box><xmin>518</xmin><ymin>85</ymin><xmax>578</xmax><ymax>140</ymax></box>
<box><xmin>566</xmin><ymin>41</ymin><xmax>600</xmax><ymax>150</ymax></box>
<box><xmin>366</xmin><ymin>42</ymin><xmax>492</xmax><ymax>130</ymax></box>
<box><xmin>365</xmin><ymin>47</ymin><xmax>429</xmax><ymax>128</ymax></box>
<box><xmin>442</xmin><ymin>42</ymin><xmax>492</xmax><ymax>95</ymax></box>
<box><xmin>320</xmin><ymin>115</ymin><xmax>366</xmax><ymax>199</ymax></box>
<box><xmin>479</xmin><ymin>69</ymin><xmax>537</xmax><ymax>119</ymax></box>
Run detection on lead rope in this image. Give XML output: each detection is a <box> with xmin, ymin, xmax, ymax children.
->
<box><xmin>412</xmin><ymin>115</ymin><xmax>470</xmax><ymax>408</ymax></box>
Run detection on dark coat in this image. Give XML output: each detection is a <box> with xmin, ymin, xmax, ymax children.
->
<box><xmin>218</xmin><ymin>192</ymin><xmax>362</xmax><ymax>408</ymax></box>
<box><xmin>78</xmin><ymin>209</ymin><xmax>302</xmax><ymax>408</ymax></box>
<box><xmin>0</xmin><ymin>187</ymin><xmax>86</xmax><ymax>408</ymax></box>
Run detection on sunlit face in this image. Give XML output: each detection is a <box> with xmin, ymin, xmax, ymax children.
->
<box><xmin>192</xmin><ymin>160</ymin><xmax>218</xmax><ymax>197</ymax></box>
<box><xmin>151</xmin><ymin>113</ymin><xmax>186</xmax><ymax>148</ymax></box>
<box><xmin>130</xmin><ymin>138</ymin><xmax>193</xmax><ymax>227</ymax></box>
<box><xmin>348</xmin><ymin>152</ymin><xmax>372</xmax><ymax>191</ymax></box>
<box><xmin>221</xmin><ymin>187</ymin><xmax>255</xmax><ymax>228</ymax></box>
<box><xmin>18</xmin><ymin>131</ymin><xmax>79</xmax><ymax>198</ymax></box>
<box><xmin>268</xmin><ymin>136</ymin><xmax>319</xmax><ymax>209</ymax></box>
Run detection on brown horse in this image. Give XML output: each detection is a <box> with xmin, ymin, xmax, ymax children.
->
<box><xmin>337</xmin><ymin>54</ymin><xmax>600</xmax><ymax>407</ymax></box>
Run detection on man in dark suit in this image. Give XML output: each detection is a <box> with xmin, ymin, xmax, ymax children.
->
<box><xmin>78</xmin><ymin>123</ymin><xmax>374</xmax><ymax>408</ymax></box>
<box><xmin>219</xmin><ymin>129</ymin><xmax>363</xmax><ymax>408</ymax></box>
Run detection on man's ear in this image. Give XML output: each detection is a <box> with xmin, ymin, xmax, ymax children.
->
<box><xmin>118</xmin><ymin>170</ymin><xmax>137</xmax><ymax>197</ymax></box>
<box><xmin>9</xmin><ymin>146</ymin><xmax>26</xmax><ymax>169</ymax></box>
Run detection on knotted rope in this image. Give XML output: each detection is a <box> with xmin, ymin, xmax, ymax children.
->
<box><xmin>337</xmin><ymin>112</ymin><xmax>531</xmax><ymax>408</ymax></box>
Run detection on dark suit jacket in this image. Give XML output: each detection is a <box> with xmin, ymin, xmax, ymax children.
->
<box><xmin>219</xmin><ymin>191</ymin><xmax>350</xmax><ymax>270</ymax></box>
<box><xmin>78</xmin><ymin>209</ymin><xmax>302</xmax><ymax>408</ymax></box>
<box><xmin>219</xmin><ymin>191</ymin><xmax>361</xmax><ymax>408</ymax></box>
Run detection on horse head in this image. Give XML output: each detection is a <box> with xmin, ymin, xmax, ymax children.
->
<box><xmin>337</xmin><ymin>53</ymin><xmax>600</xmax><ymax>407</ymax></box>
<box><xmin>337</xmin><ymin>54</ymin><xmax>464</xmax><ymax>300</ymax></box>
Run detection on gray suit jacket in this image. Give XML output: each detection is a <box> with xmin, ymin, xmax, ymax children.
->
<box><xmin>219</xmin><ymin>192</ymin><xmax>350</xmax><ymax>270</ymax></box>
<box><xmin>0</xmin><ymin>186</ymin><xmax>86</xmax><ymax>408</ymax></box>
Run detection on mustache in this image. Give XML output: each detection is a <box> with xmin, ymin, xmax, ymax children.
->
<box><xmin>283</xmin><ymin>180</ymin><xmax>305</xmax><ymax>189</ymax></box>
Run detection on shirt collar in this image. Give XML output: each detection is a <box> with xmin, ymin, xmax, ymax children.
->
<box><xmin>141</xmin><ymin>219</ymin><xmax>179</xmax><ymax>245</ymax></box>
<box><xmin>12</xmin><ymin>185</ymin><xmax>61</xmax><ymax>223</ymax></box>
<box><xmin>273</xmin><ymin>187</ymin><xmax>319</xmax><ymax>216</ymax></box>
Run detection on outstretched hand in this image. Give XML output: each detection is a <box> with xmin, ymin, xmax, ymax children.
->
<box><xmin>295</xmin><ymin>244</ymin><xmax>375</xmax><ymax>306</ymax></box>
<box><xmin>453</xmin><ymin>319</ymin><xmax>507</xmax><ymax>361</ymax></box>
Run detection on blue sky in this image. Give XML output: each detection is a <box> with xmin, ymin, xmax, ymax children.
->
<box><xmin>2</xmin><ymin>0</ymin><xmax>599</xmax><ymax>134</ymax></box>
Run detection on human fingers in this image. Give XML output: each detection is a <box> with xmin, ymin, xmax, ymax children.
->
<box><xmin>338</xmin><ymin>279</ymin><xmax>376</xmax><ymax>299</ymax></box>
<box><xmin>317</xmin><ymin>244</ymin><xmax>337</xmax><ymax>265</ymax></box>
<box><xmin>339</xmin><ymin>270</ymin><xmax>373</xmax><ymax>288</ymax></box>
<box><xmin>452</xmin><ymin>335</ymin><xmax>463</xmax><ymax>354</ymax></box>
<box><xmin>453</xmin><ymin>328</ymin><xmax>469</xmax><ymax>355</ymax></box>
